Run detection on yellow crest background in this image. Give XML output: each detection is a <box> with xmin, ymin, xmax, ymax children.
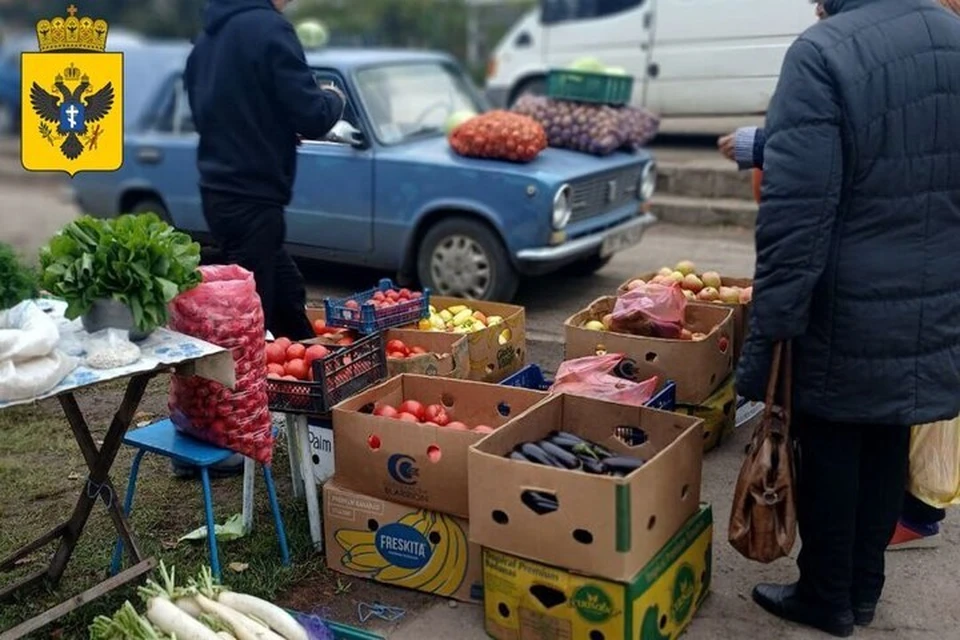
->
<box><xmin>20</xmin><ymin>52</ymin><xmax>124</xmax><ymax>176</ymax></box>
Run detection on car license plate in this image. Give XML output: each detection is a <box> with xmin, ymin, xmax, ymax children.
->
<box><xmin>600</xmin><ymin>224</ymin><xmax>645</xmax><ymax>258</ymax></box>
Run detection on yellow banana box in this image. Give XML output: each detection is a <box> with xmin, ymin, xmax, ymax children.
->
<box><xmin>323</xmin><ymin>480</ymin><xmax>483</xmax><ymax>602</ymax></box>
<box><xmin>483</xmin><ymin>504</ymin><xmax>712</xmax><ymax>640</ymax></box>
<box><xmin>675</xmin><ymin>375</ymin><xmax>736</xmax><ymax>453</ymax></box>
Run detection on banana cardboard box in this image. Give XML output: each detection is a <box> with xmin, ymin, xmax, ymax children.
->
<box><xmin>323</xmin><ymin>480</ymin><xmax>483</xmax><ymax>602</ymax></box>
<box><xmin>675</xmin><ymin>374</ymin><xmax>736</xmax><ymax>454</ymax></box>
<box><xmin>408</xmin><ymin>296</ymin><xmax>526</xmax><ymax>383</ymax></box>
<box><xmin>483</xmin><ymin>505</ymin><xmax>712</xmax><ymax>640</ymax></box>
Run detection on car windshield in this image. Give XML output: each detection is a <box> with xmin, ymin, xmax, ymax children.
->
<box><xmin>354</xmin><ymin>61</ymin><xmax>484</xmax><ymax>145</ymax></box>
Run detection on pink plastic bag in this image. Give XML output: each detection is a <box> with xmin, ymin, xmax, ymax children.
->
<box><xmin>550</xmin><ymin>354</ymin><xmax>659</xmax><ymax>407</ymax></box>
<box><xmin>167</xmin><ymin>265</ymin><xmax>274</xmax><ymax>464</ymax></box>
<box><xmin>611</xmin><ymin>282</ymin><xmax>687</xmax><ymax>338</ymax></box>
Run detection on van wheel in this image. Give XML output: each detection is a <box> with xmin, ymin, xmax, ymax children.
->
<box><xmin>509</xmin><ymin>77</ymin><xmax>546</xmax><ymax>107</ymax></box>
<box><xmin>417</xmin><ymin>217</ymin><xmax>519</xmax><ymax>302</ymax></box>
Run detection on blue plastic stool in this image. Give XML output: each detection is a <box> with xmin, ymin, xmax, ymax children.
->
<box><xmin>110</xmin><ymin>419</ymin><xmax>290</xmax><ymax>582</ymax></box>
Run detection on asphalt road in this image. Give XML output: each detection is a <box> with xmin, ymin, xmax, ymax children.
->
<box><xmin>1</xmin><ymin>163</ymin><xmax>957</xmax><ymax>640</ymax></box>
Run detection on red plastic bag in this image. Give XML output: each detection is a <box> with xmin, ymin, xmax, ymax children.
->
<box><xmin>550</xmin><ymin>354</ymin><xmax>659</xmax><ymax>407</ymax></box>
<box><xmin>611</xmin><ymin>282</ymin><xmax>687</xmax><ymax>338</ymax></box>
<box><xmin>167</xmin><ymin>265</ymin><xmax>274</xmax><ymax>464</ymax></box>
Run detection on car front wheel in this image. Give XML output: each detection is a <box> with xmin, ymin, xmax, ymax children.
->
<box><xmin>417</xmin><ymin>217</ymin><xmax>519</xmax><ymax>302</ymax></box>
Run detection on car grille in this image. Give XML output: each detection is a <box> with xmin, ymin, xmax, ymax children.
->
<box><xmin>569</xmin><ymin>166</ymin><xmax>643</xmax><ymax>223</ymax></box>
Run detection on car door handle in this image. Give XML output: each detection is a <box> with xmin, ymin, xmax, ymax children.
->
<box><xmin>136</xmin><ymin>147</ymin><xmax>163</xmax><ymax>164</ymax></box>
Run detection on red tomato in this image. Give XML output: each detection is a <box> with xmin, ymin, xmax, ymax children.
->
<box><xmin>345</xmin><ymin>300</ymin><xmax>360</xmax><ymax>310</ymax></box>
<box><xmin>411</xmin><ymin>291</ymin><xmax>423</xmax><ymax>299</ymax></box>
<box><xmin>472</xmin><ymin>425</ymin><xmax>495</xmax><ymax>434</ymax></box>
<box><xmin>446</xmin><ymin>421</ymin><xmax>469</xmax><ymax>431</ymax></box>
<box><xmin>398</xmin><ymin>400</ymin><xmax>425</xmax><ymax>421</ymax></box>
<box><xmin>387</xmin><ymin>351</ymin><xmax>406</xmax><ymax>359</ymax></box>
<box><xmin>286</xmin><ymin>343</ymin><xmax>307</xmax><ymax>361</ymax></box>
<box><xmin>312</xmin><ymin>318</ymin><xmax>326</xmax><ymax>335</ymax></box>
<box><xmin>284</xmin><ymin>358</ymin><xmax>309</xmax><ymax>380</ymax></box>
<box><xmin>397</xmin><ymin>412</ymin><xmax>420</xmax><ymax>423</ymax></box>
<box><xmin>338</xmin><ymin>336</ymin><xmax>355</xmax><ymax>346</ymax></box>
<box><xmin>304</xmin><ymin>344</ymin><xmax>330</xmax><ymax>366</ymax></box>
<box><xmin>386</xmin><ymin>339</ymin><xmax>408</xmax><ymax>355</ymax></box>
<box><xmin>410</xmin><ymin>346</ymin><xmax>428</xmax><ymax>356</ymax></box>
<box><xmin>282</xmin><ymin>374</ymin><xmax>298</xmax><ymax>381</ymax></box>
<box><xmin>373</xmin><ymin>404</ymin><xmax>398</xmax><ymax>418</ymax></box>
<box><xmin>274</xmin><ymin>337</ymin><xmax>292</xmax><ymax>352</ymax></box>
<box><xmin>265</xmin><ymin>343</ymin><xmax>287</xmax><ymax>365</ymax></box>
<box><xmin>267</xmin><ymin>363</ymin><xmax>286</xmax><ymax>377</ymax></box>
<box><xmin>398</xmin><ymin>288</ymin><xmax>412</xmax><ymax>300</ymax></box>
<box><xmin>372</xmin><ymin>291</ymin><xmax>385</xmax><ymax>302</ymax></box>
<box><xmin>423</xmin><ymin>404</ymin><xmax>450</xmax><ymax>427</ymax></box>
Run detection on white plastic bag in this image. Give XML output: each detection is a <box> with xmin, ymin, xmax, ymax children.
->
<box><xmin>908</xmin><ymin>417</ymin><xmax>960</xmax><ymax>509</ymax></box>
<box><xmin>84</xmin><ymin>329</ymin><xmax>141</xmax><ymax>370</ymax></box>
<box><xmin>0</xmin><ymin>351</ymin><xmax>78</xmax><ymax>402</ymax></box>
<box><xmin>0</xmin><ymin>300</ymin><xmax>60</xmax><ymax>362</ymax></box>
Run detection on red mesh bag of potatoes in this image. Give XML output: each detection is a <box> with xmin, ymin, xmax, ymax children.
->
<box><xmin>448</xmin><ymin>110</ymin><xmax>547</xmax><ymax>163</ymax></box>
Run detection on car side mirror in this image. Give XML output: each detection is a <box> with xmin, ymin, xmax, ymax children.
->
<box><xmin>325</xmin><ymin>120</ymin><xmax>367</xmax><ymax>148</ymax></box>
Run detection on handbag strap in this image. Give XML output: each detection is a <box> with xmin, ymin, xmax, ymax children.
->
<box><xmin>760</xmin><ymin>341</ymin><xmax>793</xmax><ymax>428</ymax></box>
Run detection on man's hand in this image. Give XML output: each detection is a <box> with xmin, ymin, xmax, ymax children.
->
<box><xmin>326</xmin><ymin>120</ymin><xmax>362</xmax><ymax>145</ymax></box>
<box><xmin>717</xmin><ymin>133</ymin><xmax>736</xmax><ymax>162</ymax></box>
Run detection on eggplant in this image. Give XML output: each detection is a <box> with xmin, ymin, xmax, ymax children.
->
<box><xmin>538</xmin><ymin>441</ymin><xmax>580</xmax><ymax>469</ymax></box>
<box><xmin>550</xmin><ymin>431</ymin><xmax>590</xmax><ymax>447</ymax></box>
<box><xmin>603</xmin><ymin>456</ymin><xmax>646</xmax><ymax>475</ymax></box>
<box><xmin>521</xmin><ymin>490</ymin><xmax>560</xmax><ymax>514</ymax></box>
<box><xmin>520</xmin><ymin>443</ymin><xmax>565</xmax><ymax>468</ymax></box>
<box><xmin>509</xmin><ymin>451</ymin><xmax>530</xmax><ymax>463</ymax></box>
<box><xmin>577</xmin><ymin>454</ymin><xmax>608</xmax><ymax>475</ymax></box>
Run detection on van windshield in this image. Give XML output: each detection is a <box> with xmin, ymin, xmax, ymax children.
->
<box><xmin>541</xmin><ymin>0</ymin><xmax>645</xmax><ymax>24</ymax></box>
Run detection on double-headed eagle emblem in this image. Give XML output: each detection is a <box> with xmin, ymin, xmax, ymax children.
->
<box><xmin>30</xmin><ymin>63</ymin><xmax>114</xmax><ymax>160</ymax></box>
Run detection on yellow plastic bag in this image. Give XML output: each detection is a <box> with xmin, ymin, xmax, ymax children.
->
<box><xmin>908</xmin><ymin>416</ymin><xmax>960</xmax><ymax>509</ymax></box>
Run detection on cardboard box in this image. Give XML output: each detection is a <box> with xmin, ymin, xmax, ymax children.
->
<box><xmin>483</xmin><ymin>504</ymin><xmax>713</xmax><ymax>640</ymax></box>
<box><xmin>469</xmin><ymin>393</ymin><xmax>704</xmax><ymax>581</ymax></box>
<box><xmin>564</xmin><ymin>297</ymin><xmax>734</xmax><ymax>405</ymax></box>
<box><xmin>676</xmin><ymin>374</ymin><xmax>736</xmax><ymax>454</ymax></box>
<box><xmin>617</xmin><ymin>273</ymin><xmax>753</xmax><ymax>364</ymax></box>
<box><xmin>332</xmin><ymin>374</ymin><xmax>548</xmax><ymax>518</ymax></box>
<box><xmin>384</xmin><ymin>328</ymin><xmax>470</xmax><ymax>380</ymax></box>
<box><xmin>323</xmin><ymin>480</ymin><xmax>483</xmax><ymax>603</ymax></box>
<box><xmin>411</xmin><ymin>296</ymin><xmax>526</xmax><ymax>383</ymax></box>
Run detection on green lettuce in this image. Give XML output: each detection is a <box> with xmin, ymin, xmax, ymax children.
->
<box><xmin>0</xmin><ymin>243</ymin><xmax>39</xmax><ymax>311</ymax></box>
<box><xmin>39</xmin><ymin>213</ymin><xmax>202</xmax><ymax>332</ymax></box>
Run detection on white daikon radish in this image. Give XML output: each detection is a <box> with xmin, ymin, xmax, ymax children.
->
<box><xmin>217</xmin><ymin>633</ymin><xmax>237</xmax><ymax>640</ymax></box>
<box><xmin>176</xmin><ymin>596</ymin><xmax>204</xmax><ymax>618</ymax></box>
<box><xmin>217</xmin><ymin>592</ymin><xmax>309</xmax><ymax>640</ymax></box>
<box><xmin>195</xmin><ymin>594</ymin><xmax>283</xmax><ymax>640</ymax></box>
<box><xmin>146</xmin><ymin>597</ymin><xmax>221</xmax><ymax>640</ymax></box>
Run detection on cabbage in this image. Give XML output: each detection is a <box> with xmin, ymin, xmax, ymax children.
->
<box><xmin>295</xmin><ymin>20</ymin><xmax>329</xmax><ymax>49</ymax></box>
<box><xmin>444</xmin><ymin>110</ymin><xmax>477</xmax><ymax>135</ymax></box>
<box><xmin>568</xmin><ymin>57</ymin><xmax>606</xmax><ymax>73</ymax></box>
<box><xmin>605</xmin><ymin>66</ymin><xmax>628</xmax><ymax>76</ymax></box>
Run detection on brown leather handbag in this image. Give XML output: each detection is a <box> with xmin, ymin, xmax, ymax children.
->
<box><xmin>729</xmin><ymin>341</ymin><xmax>798</xmax><ymax>563</ymax></box>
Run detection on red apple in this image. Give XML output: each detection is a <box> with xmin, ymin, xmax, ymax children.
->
<box><xmin>446</xmin><ymin>421</ymin><xmax>469</xmax><ymax>431</ymax></box>
<box><xmin>397</xmin><ymin>412</ymin><xmax>420</xmax><ymax>423</ymax></box>
<box><xmin>373</xmin><ymin>404</ymin><xmax>398</xmax><ymax>418</ymax></box>
<box><xmin>345</xmin><ymin>300</ymin><xmax>360</xmax><ymax>310</ymax></box>
<box><xmin>472</xmin><ymin>425</ymin><xmax>494</xmax><ymax>434</ymax></box>
<box><xmin>423</xmin><ymin>404</ymin><xmax>450</xmax><ymax>427</ymax></box>
<box><xmin>386</xmin><ymin>339</ymin><xmax>409</xmax><ymax>356</ymax></box>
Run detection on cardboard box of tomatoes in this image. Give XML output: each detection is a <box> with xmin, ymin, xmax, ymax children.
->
<box><xmin>331</xmin><ymin>374</ymin><xmax>548</xmax><ymax>519</ymax></box>
<box><xmin>468</xmin><ymin>393</ymin><xmax>704</xmax><ymax>582</ymax></box>
<box><xmin>384</xmin><ymin>329</ymin><xmax>470</xmax><ymax>380</ymax></box>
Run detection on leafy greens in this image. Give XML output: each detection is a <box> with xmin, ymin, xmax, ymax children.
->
<box><xmin>39</xmin><ymin>213</ymin><xmax>202</xmax><ymax>332</ymax></box>
<box><xmin>0</xmin><ymin>243</ymin><xmax>39</xmax><ymax>311</ymax></box>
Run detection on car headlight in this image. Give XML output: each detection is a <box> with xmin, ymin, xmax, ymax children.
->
<box><xmin>552</xmin><ymin>184</ymin><xmax>572</xmax><ymax>229</ymax></box>
<box><xmin>638</xmin><ymin>161</ymin><xmax>657</xmax><ymax>200</ymax></box>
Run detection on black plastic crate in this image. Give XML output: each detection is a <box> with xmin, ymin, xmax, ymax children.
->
<box><xmin>267</xmin><ymin>332</ymin><xmax>387</xmax><ymax>415</ymax></box>
<box><xmin>323</xmin><ymin>278</ymin><xmax>430</xmax><ymax>334</ymax></box>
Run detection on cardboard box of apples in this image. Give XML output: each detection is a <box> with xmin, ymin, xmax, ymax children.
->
<box><xmin>383</xmin><ymin>328</ymin><xmax>470</xmax><ymax>380</ymax></box>
<box><xmin>407</xmin><ymin>297</ymin><xmax>526</xmax><ymax>383</ymax></box>
<box><xmin>619</xmin><ymin>261</ymin><xmax>753</xmax><ymax>363</ymax></box>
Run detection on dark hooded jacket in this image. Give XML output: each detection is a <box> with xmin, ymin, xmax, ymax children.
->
<box><xmin>184</xmin><ymin>0</ymin><xmax>344</xmax><ymax>206</ymax></box>
<box><xmin>736</xmin><ymin>0</ymin><xmax>960</xmax><ymax>426</ymax></box>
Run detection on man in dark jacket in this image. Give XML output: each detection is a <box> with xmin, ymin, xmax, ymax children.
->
<box><xmin>736</xmin><ymin>0</ymin><xmax>960</xmax><ymax>636</ymax></box>
<box><xmin>184</xmin><ymin>0</ymin><xmax>345</xmax><ymax>340</ymax></box>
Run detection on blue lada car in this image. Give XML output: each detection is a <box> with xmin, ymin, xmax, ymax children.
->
<box><xmin>71</xmin><ymin>43</ymin><xmax>658</xmax><ymax>301</ymax></box>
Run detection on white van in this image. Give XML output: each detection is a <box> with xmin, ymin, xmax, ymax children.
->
<box><xmin>485</xmin><ymin>0</ymin><xmax>817</xmax><ymax>117</ymax></box>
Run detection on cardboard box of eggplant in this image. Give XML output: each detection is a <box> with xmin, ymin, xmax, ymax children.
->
<box><xmin>468</xmin><ymin>393</ymin><xmax>710</xmax><ymax>640</ymax></box>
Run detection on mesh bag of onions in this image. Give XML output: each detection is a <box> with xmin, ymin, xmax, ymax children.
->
<box><xmin>448</xmin><ymin>110</ymin><xmax>547</xmax><ymax>163</ymax></box>
<box><xmin>619</xmin><ymin>106</ymin><xmax>660</xmax><ymax>150</ymax></box>
<box><xmin>168</xmin><ymin>265</ymin><xmax>274</xmax><ymax>464</ymax></box>
<box><xmin>512</xmin><ymin>95</ymin><xmax>625</xmax><ymax>156</ymax></box>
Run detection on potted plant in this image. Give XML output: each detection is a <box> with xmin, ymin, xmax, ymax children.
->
<box><xmin>39</xmin><ymin>213</ymin><xmax>202</xmax><ymax>341</ymax></box>
<box><xmin>0</xmin><ymin>242</ymin><xmax>39</xmax><ymax>311</ymax></box>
